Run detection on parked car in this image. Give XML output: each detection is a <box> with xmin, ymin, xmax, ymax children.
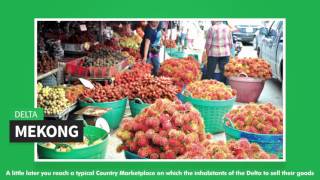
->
<box><xmin>254</xmin><ymin>21</ymin><xmax>273</xmax><ymax>55</ymax></box>
<box><xmin>259</xmin><ymin>21</ymin><xmax>284</xmax><ymax>82</ymax></box>
<box><xmin>233</xmin><ymin>25</ymin><xmax>260</xmax><ymax>44</ymax></box>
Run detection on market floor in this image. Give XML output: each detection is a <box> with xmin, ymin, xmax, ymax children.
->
<box><xmin>105</xmin><ymin>45</ymin><xmax>284</xmax><ymax>159</ymax></box>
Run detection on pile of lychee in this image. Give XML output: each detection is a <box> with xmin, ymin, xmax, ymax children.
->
<box><xmin>117</xmin><ymin>99</ymin><xmax>277</xmax><ymax>159</ymax></box>
<box><xmin>185</xmin><ymin>80</ymin><xmax>236</xmax><ymax>101</ymax></box>
<box><xmin>226</xmin><ymin>103</ymin><xmax>283</xmax><ymax>134</ymax></box>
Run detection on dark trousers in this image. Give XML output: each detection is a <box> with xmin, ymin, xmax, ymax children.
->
<box><xmin>206</xmin><ymin>56</ymin><xmax>230</xmax><ymax>84</ymax></box>
<box><xmin>147</xmin><ymin>54</ymin><xmax>160</xmax><ymax>76</ymax></box>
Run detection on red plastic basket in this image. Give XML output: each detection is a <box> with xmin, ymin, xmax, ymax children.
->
<box><xmin>229</xmin><ymin>73</ymin><xmax>265</xmax><ymax>103</ymax></box>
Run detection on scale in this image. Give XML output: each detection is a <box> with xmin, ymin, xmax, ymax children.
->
<box><xmin>74</xmin><ymin>106</ymin><xmax>111</xmax><ymax>133</ymax></box>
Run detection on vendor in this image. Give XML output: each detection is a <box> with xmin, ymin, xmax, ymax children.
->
<box><xmin>205</xmin><ymin>21</ymin><xmax>233</xmax><ymax>84</ymax></box>
<box><xmin>140</xmin><ymin>21</ymin><xmax>162</xmax><ymax>75</ymax></box>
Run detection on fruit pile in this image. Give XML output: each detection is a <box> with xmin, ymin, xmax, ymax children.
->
<box><xmin>114</xmin><ymin>63</ymin><xmax>177</xmax><ymax>104</ymax></box>
<box><xmin>117</xmin><ymin>99</ymin><xmax>277</xmax><ymax>159</ymax></box>
<box><xmin>164</xmin><ymin>40</ymin><xmax>176</xmax><ymax>48</ymax></box>
<box><xmin>37</xmin><ymin>83</ymin><xmax>71</xmax><ymax>115</ymax></box>
<box><xmin>37</xmin><ymin>53</ymin><xmax>57</xmax><ymax>74</ymax></box>
<box><xmin>65</xmin><ymin>85</ymin><xmax>85</xmax><ymax>103</ymax></box>
<box><xmin>117</xmin><ymin>99</ymin><xmax>207</xmax><ymax>159</ymax></box>
<box><xmin>104</xmin><ymin>38</ymin><xmax>122</xmax><ymax>51</ymax></box>
<box><xmin>159</xmin><ymin>57</ymin><xmax>201</xmax><ymax>92</ymax></box>
<box><xmin>80</xmin><ymin>83</ymin><xmax>126</xmax><ymax>103</ymax></box>
<box><xmin>82</xmin><ymin>48</ymin><xmax>126</xmax><ymax>67</ymax></box>
<box><xmin>114</xmin><ymin>63</ymin><xmax>152</xmax><ymax>86</ymax></box>
<box><xmin>121</xmin><ymin>51</ymin><xmax>136</xmax><ymax>65</ymax></box>
<box><xmin>119</xmin><ymin>35</ymin><xmax>141</xmax><ymax>50</ymax></box>
<box><xmin>64</xmin><ymin>31</ymin><xmax>95</xmax><ymax>44</ymax></box>
<box><xmin>122</xmin><ymin>47</ymin><xmax>141</xmax><ymax>61</ymax></box>
<box><xmin>179</xmin><ymin>138</ymin><xmax>277</xmax><ymax>159</ymax></box>
<box><xmin>185</xmin><ymin>80</ymin><xmax>236</xmax><ymax>100</ymax></box>
<box><xmin>225</xmin><ymin>103</ymin><xmax>283</xmax><ymax>134</ymax></box>
<box><xmin>127</xmin><ymin>74</ymin><xmax>178</xmax><ymax>104</ymax></box>
<box><xmin>224</xmin><ymin>58</ymin><xmax>272</xmax><ymax>79</ymax></box>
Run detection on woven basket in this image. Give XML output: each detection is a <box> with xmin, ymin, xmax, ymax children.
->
<box><xmin>182</xmin><ymin>93</ymin><xmax>235</xmax><ymax>134</ymax></box>
<box><xmin>224</xmin><ymin>118</ymin><xmax>283</xmax><ymax>158</ymax></box>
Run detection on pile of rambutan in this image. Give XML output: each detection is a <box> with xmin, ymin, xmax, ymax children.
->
<box><xmin>226</xmin><ymin>103</ymin><xmax>283</xmax><ymax>134</ymax></box>
<box><xmin>117</xmin><ymin>99</ymin><xmax>277</xmax><ymax>159</ymax></box>
<box><xmin>185</xmin><ymin>79</ymin><xmax>237</xmax><ymax>101</ymax></box>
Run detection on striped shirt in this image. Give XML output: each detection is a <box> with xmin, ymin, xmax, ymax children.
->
<box><xmin>205</xmin><ymin>23</ymin><xmax>233</xmax><ymax>57</ymax></box>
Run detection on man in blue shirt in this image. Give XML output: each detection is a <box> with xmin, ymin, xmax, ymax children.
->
<box><xmin>140</xmin><ymin>21</ymin><xmax>162</xmax><ymax>75</ymax></box>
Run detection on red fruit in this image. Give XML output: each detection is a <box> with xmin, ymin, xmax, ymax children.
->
<box><xmin>161</xmin><ymin>121</ymin><xmax>173</xmax><ymax>130</ymax></box>
<box><xmin>178</xmin><ymin>133</ymin><xmax>186</xmax><ymax>142</ymax></box>
<box><xmin>145</xmin><ymin>117</ymin><xmax>160</xmax><ymax>129</ymax></box>
<box><xmin>159</xmin><ymin>130</ymin><xmax>168</xmax><ymax>137</ymax></box>
<box><xmin>214</xmin><ymin>151</ymin><xmax>227</xmax><ymax>159</ymax></box>
<box><xmin>238</xmin><ymin>138</ymin><xmax>250</xmax><ymax>150</ymax></box>
<box><xmin>163</xmin><ymin>145</ymin><xmax>171</xmax><ymax>151</ymax></box>
<box><xmin>146</xmin><ymin>109</ymin><xmax>158</xmax><ymax>117</ymax></box>
<box><xmin>257</xmin><ymin>151</ymin><xmax>270</xmax><ymax>159</ymax></box>
<box><xmin>132</xmin><ymin>123</ymin><xmax>148</xmax><ymax>132</ymax></box>
<box><xmin>149</xmin><ymin>153</ymin><xmax>159</xmax><ymax>159</ymax></box>
<box><xmin>159</xmin><ymin>137</ymin><xmax>169</xmax><ymax>146</ymax></box>
<box><xmin>177</xmin><ymin>146</ymin><xmax>186</xmax><ymax>155</ymax></box>
<box><xmin>198</xmin><ymin>133</ymin><xmax>206</xmax><ymax>141</ymax></box>
<box><xmin>117</xmin><ymin>144</ymin><xmax>128</xmax><ymax>152</ymax></box>
<box><xmin>152</xmin><ymin>134</ymin><xmax>162</xmax><ymax>145</ymax></box>
<box><xmin>256</xmin><ymin>123</ymin><xmax>265</xmax><ymax>130</ymax></box>
<box><xmin>137</xmin><ymin>137</ymin><xmax>149</xmax><ymax>147</ymax></box>
<box><xmin>206</xmin><ymin>133</ymin><xmax>214</xmax><ymax>139</ymax></box>
<box><xmin>250</xmin><ymin>143</ymin><xmax>261</xmax><ymax>153</ymax></box>
<box><xmin>145</xmin><ymin>129</ymin><xmax>155</xmax><ymax>139</ymax></box>
<box><xmin>132</xmin><ymin>122</ymin><xmax>141</xmax><ymax>131</ymax></box>
<box><xmin>137</xmin><ymin>148</ymin><xmax>149</xmax><ymax>158</ymax></box>
<box><xmin>134</xmin><ymin>131</ymin><xmax>145</xmax><ymax>139</ymax></box>
<box><xmin>159</xmin><ymin>114</ymin><xmax>170</xmax><ymax>123</ymax></box>
<box><xmin>182</xmin><ymin>115</ymin><xmax>191</xmax><ymax>123</ymax></box>
<box><xmin>173</xmin><ymin>116</ymin><xmax>184</xmax><ymax>127</ymax></box>
<box><xmin>272</xmin><ymin>117</ymin><xmax>280</xmax><ymax>127</ymax></box>
<box><xmin>270</xmin><ymin>154</ymin><xmax>278</xmax><ymax>159</ymax></box>
<box><xmin>159</xmin><ymin>152</ymin><xmax>166</xmax><ymax>159</ymax></box>
<box><xmin>265</xmin><ymin>114</ymin><xmax>273</xmax><ymax>122</ymax></box>
<box><xmin>128</xmin><ymin>141</ymin><xmax>138</xmax><ymax>152</ymax></box>
<box><xmin>168</xmin><ymin>138</ymin><xmax>179</xmax><ymax>147</ymax></box>
<box><xmin>164</xmin><ymin>150</ymin><xmax>176</xmax><ymax>159</ymax></box>
<box><xmin>182</xmin><ymin>124</ymin><xmax>193</xmax><ymax>133</ymax></box>
<box><xmin>262</xmin><ymin>125</ymin><xmax>272</xmax><ymax>134</ymax></box>
<box><xmin>120</xmin><ymin>119</ymin><xmax>133</xmax><ymax>131</ymax></box>
<box><xmin>150</xmin><ymin>147</ymin><xmax>161</xmax><ymax>154</ymax></box>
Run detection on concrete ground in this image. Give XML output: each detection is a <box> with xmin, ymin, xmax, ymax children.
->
<box><xmin>104</xmin><ymin>44</ymin><xmax>283</xmax><ymax>159</ymax></box>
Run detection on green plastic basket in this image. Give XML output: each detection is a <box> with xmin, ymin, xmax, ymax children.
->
<box><xmin>125</xmin><ymin>151</ymin><xmax>147</xmax><ymax>159</ymax></box>
<box><xmin>79</xmin><ymin>97</ymin><xmax>128</xmax><ymax>129</ymax></box>
<box><xmin>166</xmin><ymin>48</ymin><xmax>186</xmax><ymax>58</ymax></box>
<box><xmin>188</xmin><ymin>54</ymin><xmax>199</xmax><ymax>61</ymax></box>
<box><xmin>129</xmin><ymin>98</ymin><xmax>150</xmax><ymax>117</ymax></box>
<box><xmin>182</xmin><ymin>94</ymin><xmax>235</xmax><ymax>134</ymax></box>
<box><xmin>37</xmin><ymin>125</ymin><xmax>108</xmax><ymax>159</ymax></box>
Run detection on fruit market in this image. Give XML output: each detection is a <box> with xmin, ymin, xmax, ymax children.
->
<box><xmin>36</xmin><ymin>20</ymin><xmax>284</xmax><ymax>160</ymax></box>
